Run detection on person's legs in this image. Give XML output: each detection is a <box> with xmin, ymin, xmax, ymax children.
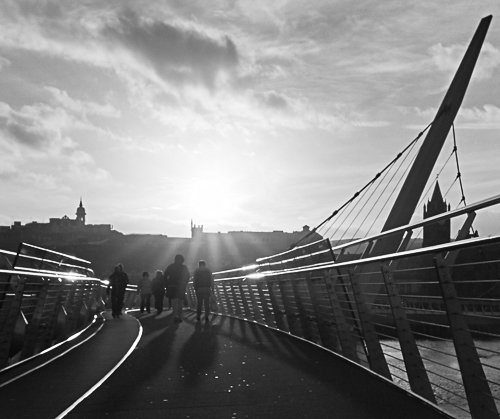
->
<box><xmin>111</xmin><ymin>291</ymin><xmax>118</xmax><ymax>317</ymax></box>
<box><xmin>196</xmin><ymin>287</ymin><xmax>211</xmax><ymax>320</ymax></box>
<box><xmin>158</xmin><ymin>291</ymin><xmax>164</xmax><ymax>312</ymax></box>
<box><xmin>196</xmin><ymin>290</ymin><xmax>203</xmax><ymax>320</ymax></box>
<box><xmin>203</xmin><ymin>293</ymin><xmax>210</xmax><ymax>319</ymax></box>
<box><xmin>140</xmin><ymin>295</ymin><xmax>145</xmax><ymax>313</ymax></box>
<box><xmin>154</xmin><ymin>292</ymin><xmax>162</xmax><ymax>312</ymax></box>
<box><xmin>172</xmin><ymin>297</ymin><xmax>182</xmax><ymax>321</ymax></box>
<box><xmin>145</xmin><ymin>294</ymin><xmax>151</xmax><ymax>313</ymax></box>
<box><xmin>117</xmin><ymin>289</ymin><xmax>125</xmax><ymax>316</ymax></box>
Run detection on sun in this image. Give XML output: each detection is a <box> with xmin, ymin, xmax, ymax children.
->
<box><xmin>183</xmin><ymin>174</ymin><xmax>244</xmax><ymax>222</ymax></box>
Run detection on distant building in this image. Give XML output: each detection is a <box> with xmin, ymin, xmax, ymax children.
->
<box><xmin>0</xmin><ymin>199</ymin><xmax>112</xmax><ymax>249</ymax></box>
<box><xmin>191</xmin><ymin>220</ymin><xmax>319</xmax><ymax>247</ymax></box>
<box><xmin>0</xmin><ymin>203</ymin><xmax>323</xmax><ymax>279</ymax></box>
<box><xmin>185</xmin><ymin>220</ymin><xmax>323</xmax><ymax>272</ymax></box>
<box><xmin>423</xmin><ymin>182</ymin><xmax>450</xmax><ymax>248</ymax></box>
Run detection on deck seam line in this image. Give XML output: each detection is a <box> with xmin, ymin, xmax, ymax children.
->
<box><xmin>54</xmin><ymin>315</ymin><xmax>143</xmax><ymax>419</ymax></box>
<box><xmin>0</xmin><ymin>316</ymin><xmax>104</xmax><ymax>389</ymax></box>
<box><xmin>0</xmin><ymin>313</ymin><xmax>102</xmax><ymax>374</ymax></box>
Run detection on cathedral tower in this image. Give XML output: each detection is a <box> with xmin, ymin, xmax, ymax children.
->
<box><xmin>423</xmin><ymin>182</ymin><xmax>450</xmax><ymax>247</ymax></box>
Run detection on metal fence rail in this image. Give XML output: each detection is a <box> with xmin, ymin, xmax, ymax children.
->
<box><xmin>0</xmin><ymin>243</ymin><xmax>104</xmax><ymax>369</ymax></box>
<box><xmin>2</xmin><ymin>197</ymin><xmax>500</xmax><ymax>419</ymax></box>
<box><xmin>185</xmin><ymin>196</ymin><xmax>500</xmax><ymax>419</ymax></box>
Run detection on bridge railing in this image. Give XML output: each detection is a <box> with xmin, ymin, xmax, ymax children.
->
<box><xmin>0</xmin><ymin>243</ymin><xmax>105</xmax><ymax>369</ymax></box>
<box><xmin>187</xmin><ymin>195</ymin><xmax>500</xmax><ymax>419</ymax></box>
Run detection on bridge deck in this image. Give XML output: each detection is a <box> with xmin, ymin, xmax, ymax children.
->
<box><xmin>2</xmin><ymin>309</ymin><xmax>452</xmax><ymax>419</ymax></box>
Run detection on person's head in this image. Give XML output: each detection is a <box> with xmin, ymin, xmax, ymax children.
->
<box><xmin>156</xmin><ymin>270</ymin><xmax>162</xmax><ymax>277</ymax></box>
<box><xmin>113</xmin><ymin>265</ymin><xmax>119</xmax><ymax>272</ymax></box>
<box><xmin>118</xmin><ymin>263</ymin><xmax>123</xmax><ymax>271</ymax></box>
<box><xmin>142</xmin><ymin>271</ymin><xmax>149</xmax><ymax>278</ymax></box>
<box><xmin>174</xmin><ymin>254</ymin><xmax>184</xmax><ymax>264</ymax></box>
<box><xmin>198</xmin><ymin>260</ymin><xmax>206</xmax><ymax>267</ymax></box>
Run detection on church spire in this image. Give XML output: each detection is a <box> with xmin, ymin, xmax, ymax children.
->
<box><xmin>423</xmin><ymin>181</ymin><xmax>450</xmax><ymax>247</ymax></box>
<box><xmin>76</xmin><ymin>198</ymin><xmax>86</xmax><ymax>224</ymax></box>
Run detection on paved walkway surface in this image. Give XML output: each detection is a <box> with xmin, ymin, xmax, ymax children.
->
<box><xmin>1</xmin><ymin>312</ymin><xmax>139</xmax><ymax>419</ymax></box>
<box><xmin>2</xmin><ymin>309</ymin><xmax>453</xmax><ymax>419</ymax></box>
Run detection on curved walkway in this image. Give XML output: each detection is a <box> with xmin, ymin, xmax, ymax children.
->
<box><xmin>2</xmin><ymin>309</ymin><xmax>453</xmax><ymax>419</ymax></box>
<box><xmin>0</xmin><ymin>312</ymin><xmax>140</xmax><ymax>419</ymax></box>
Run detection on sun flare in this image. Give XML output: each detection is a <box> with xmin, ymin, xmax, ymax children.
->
<box><xmin>183</xmin><ymin>174</ymin><xmax>245</xmax><ymax>223</ymax></box>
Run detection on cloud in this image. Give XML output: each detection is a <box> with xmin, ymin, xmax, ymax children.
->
<box><xmin>5</xmin><ymin>170</ymin><xmax>69</xmax><ymax>191</ymax></box>
<box><xmin>0</xmin><ymin>55</ymin><xmax>10</xmax><ymax>69</ymax></box>
<box><xmin>457</xmin><ymin>105</ymin><xmax>500</xmax><ymax>129</ymax></box>
<box><xmin>44</xmin><ymin>87</ymin><xmax>121</xmax><ymax>118</ymax></box>
<box><xmin>0</xmin><ymin>101</ymin><xmax>75</xmax><ymax>152</ymax></box>
<box><xmin>254</xmin><ymin>90</ymin><xmax>289</xmax><ymax>110</ymax></box>
<box><xmin>402</xmin><ymin>104</ymin><xmax>500</xmax><ymax>130</ymax></box>
<box><xmin>0</xmin><ymin>3</ymin><xmax>349</xmax><ymax>137</ymax></box>
<box><xmin>429</xmin><ymin>42</ymin><xmax>500</xmax><ymax>81</ymax></box>
<box><xmin>100</xmin><ymin>9</ymin><xmax>239</xmax><ymax>90</ymax></box>
<box><xmin>0</xmin><ymin>100</ymin><xmax>110</xmax><ymax>186</ymax></box>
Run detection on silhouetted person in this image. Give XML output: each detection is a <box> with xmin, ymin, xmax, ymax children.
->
<box><xmin>193</xmin><ymin>260</ymin><xmax>213</xmax><ymax>322</ymax></box>
<box><xmin>164</xmin><ymin>254</ymin><xmax>190</xmax><ymax>323</ymax></box>
<box><xmin>152</xmin><ymin>270</ymin><xmax>166</xmax><ymax>313</ymax></box>
<box><xmin>138</xmin><ymin>271</ymin><xmax>152</xmax><ymax>313</ymax></box>
<box><xmin>108</xmin><ymin>263</ymin><xmax>129</xmax><ymax>318</ymax></box>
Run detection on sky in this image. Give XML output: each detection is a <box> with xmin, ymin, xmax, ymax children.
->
<box><xmin>0</xmin><ymin>1</ymin><xmax>499</xmax><ymax>239</ymax></box>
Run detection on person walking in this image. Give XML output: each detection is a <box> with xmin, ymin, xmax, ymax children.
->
<box><xmin>137</xmin><ymin>271</ymin><xmax>152</xmax><ymax>313</ymax></box>
<box><xmin>193</xmin><ymin>260</ymin><xmax>213</xmax><ymax>322</ymax></box>
<box><xmin>107</xmin><ymin>263</ymin><xmax>129</xmax><ymax>318</ymax></box>
<box><xmin>152</xmin><ymin>270</ymin><xmax>166</xmax><ymax>313</ymax></box>
<box><xmin>164</xmin><ymin>254</ymin><xmax>190</xmax><ymax>323</ymax></box>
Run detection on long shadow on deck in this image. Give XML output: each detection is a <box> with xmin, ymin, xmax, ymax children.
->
<box><xmin>65</xmin><ymin>310</ymin><xmax>451</xmax><ymax>419</ymax></box>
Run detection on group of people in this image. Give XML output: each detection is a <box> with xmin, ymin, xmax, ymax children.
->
<box><xmin>108</xmin><ymin>254</ymin><xmax>214</xmax><ymax>323</ymax></box>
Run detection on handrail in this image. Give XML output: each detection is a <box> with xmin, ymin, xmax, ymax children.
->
<box><xmin>0</xmin><ymin>244</ymin><xmax>104</xmax><ymax>370</ymax></box>
<box><xmin>257</xmin><ymin>193</ymin><xmax>500</xmax><ymax>269</ymax></box>
<box><xmin>261</xmin><ymin>233</ymin><xmax>500</xmax><ymax>277</ymax></box>
<box><xmin>188</xmin><ymin>223</ymin><xmax>500</xmax><ymax>419</ymax></box>
<box><xmin>0</xmin><ymin>269</ymin><xmax>98</xmax><ymax>281</ymax></box>
<box><xmin>19</xmin><ymin>243</ymin><xmax>91</xmax><ymax>264</ymax></box>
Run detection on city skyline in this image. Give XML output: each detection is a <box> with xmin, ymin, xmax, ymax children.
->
<box><xmin>0</xmin><ymin>1</ymin><xmax>499</xmax><ymax>238</ymax></box>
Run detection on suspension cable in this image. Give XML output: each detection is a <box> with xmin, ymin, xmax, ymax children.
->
<box><xmin>333</xmin><ymin>183</ymin><xmax>375</xmax><ymax>245</ymax></box>
<box><xmin>452</xmin><ymin>123</ymin><xmax>467</xmax><ymax>207</ymax></box>
<box><xmin>292</xmin><ymin>121</ymin><xmax>434</xmax><ymax>249</ymax></box>
<box><xmin>331</xmin><ymin>142</ymin><xmax>417</xmax><ymax>244</ymax></box>
<box><xmin>415</xmin><ymin>146</ymin><xmax>454</xmax><ymax>212</ymax></box>
<box><xmin>360</xmin><ymin>138</ymin><xmax>420</xmax><ymax>240</ymax></box>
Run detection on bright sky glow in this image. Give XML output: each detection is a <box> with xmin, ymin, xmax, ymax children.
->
<box><xmin>0</xmin><ymin>1</ymin><xmax>499</xmax><ymax>238</ymax></box>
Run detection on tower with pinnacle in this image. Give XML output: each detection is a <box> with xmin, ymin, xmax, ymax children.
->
<box><xmin>423</xmin><ymin>182</ymin><xmax>450</xmax><ymax>247</ymax></box>
<box><xmin>76</xmin><ymin>198</ymin><xmax>86</xmax><ymax>224</ymax></box>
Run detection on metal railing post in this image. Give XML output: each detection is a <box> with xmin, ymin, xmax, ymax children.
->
<box><xmin>238</xmin><ymin>280</ymin><xmax>252</xmax><ymax>319</ymax></box>
<box><xmin>277</xmin><ymin>278</ymin><xmax>300</xmax><ymax>336</ymax></box>
<box><xmin>20</xmin><ymin>277</ymin><xmax>50</xmax><ymax>360</ymax></box>
<box><xmin>323</xmin><ymin>270</ymin><xmax>360</xmax><ymax>362</ymax></box>
<box><xmin>229</xmin><ymin>280</ymin><xmax>242</xmax><ymax>316</ymax></box>
<box><xmin>348</xmin><ymin>269</ymin><xmax>392</xmax><ymax>379</ymax></box>
<box><xmin>266</xmin><ymin>279</ymin><xmax>286</xmax><ymax>331</ymax></box>
<box><xmin>381</xmin><ymin>264</ymin><xmax>436</xmax><ymax>403</ymax></box>
<box><xmin>245</xmin><ymin>281</ymin><xmax>262</xmax><ymax>323</ymax></box>
<box><xmin>434</xmin><ymin>254</ymin><xmax>499</xmax><ymax>418</ymax></box>
<box><xmin>290</xmin><ymin>276</ymin><xmax>312</xmax><ymax>341</ymax></box>
<box><xmin>0</xmin><ymin>273</ymin><xmax>27</xmax><ymax>368</ymax></box>
<box><xmin>256</xmin><ymin>281</ymin><xmax>275</xmax><ymax>327</ymax></box>
<box><xmin>40</xmin><ymin>281</ymin><xmax>65</xmax><ymax>351</ymax></box>
<box><xmin>220</xmin><ymin>282</ymin><xmax>233</xmax><ymax>314</ymax></box>
<box><xmin>62</xmin><ymin>281</ymin><xmax>78</xmax><ymax>338</ymax></box>
<box><xmin>305</xmin><ymin>273</ymin><xmax>339</xmax><ymax>351</ymax></box>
